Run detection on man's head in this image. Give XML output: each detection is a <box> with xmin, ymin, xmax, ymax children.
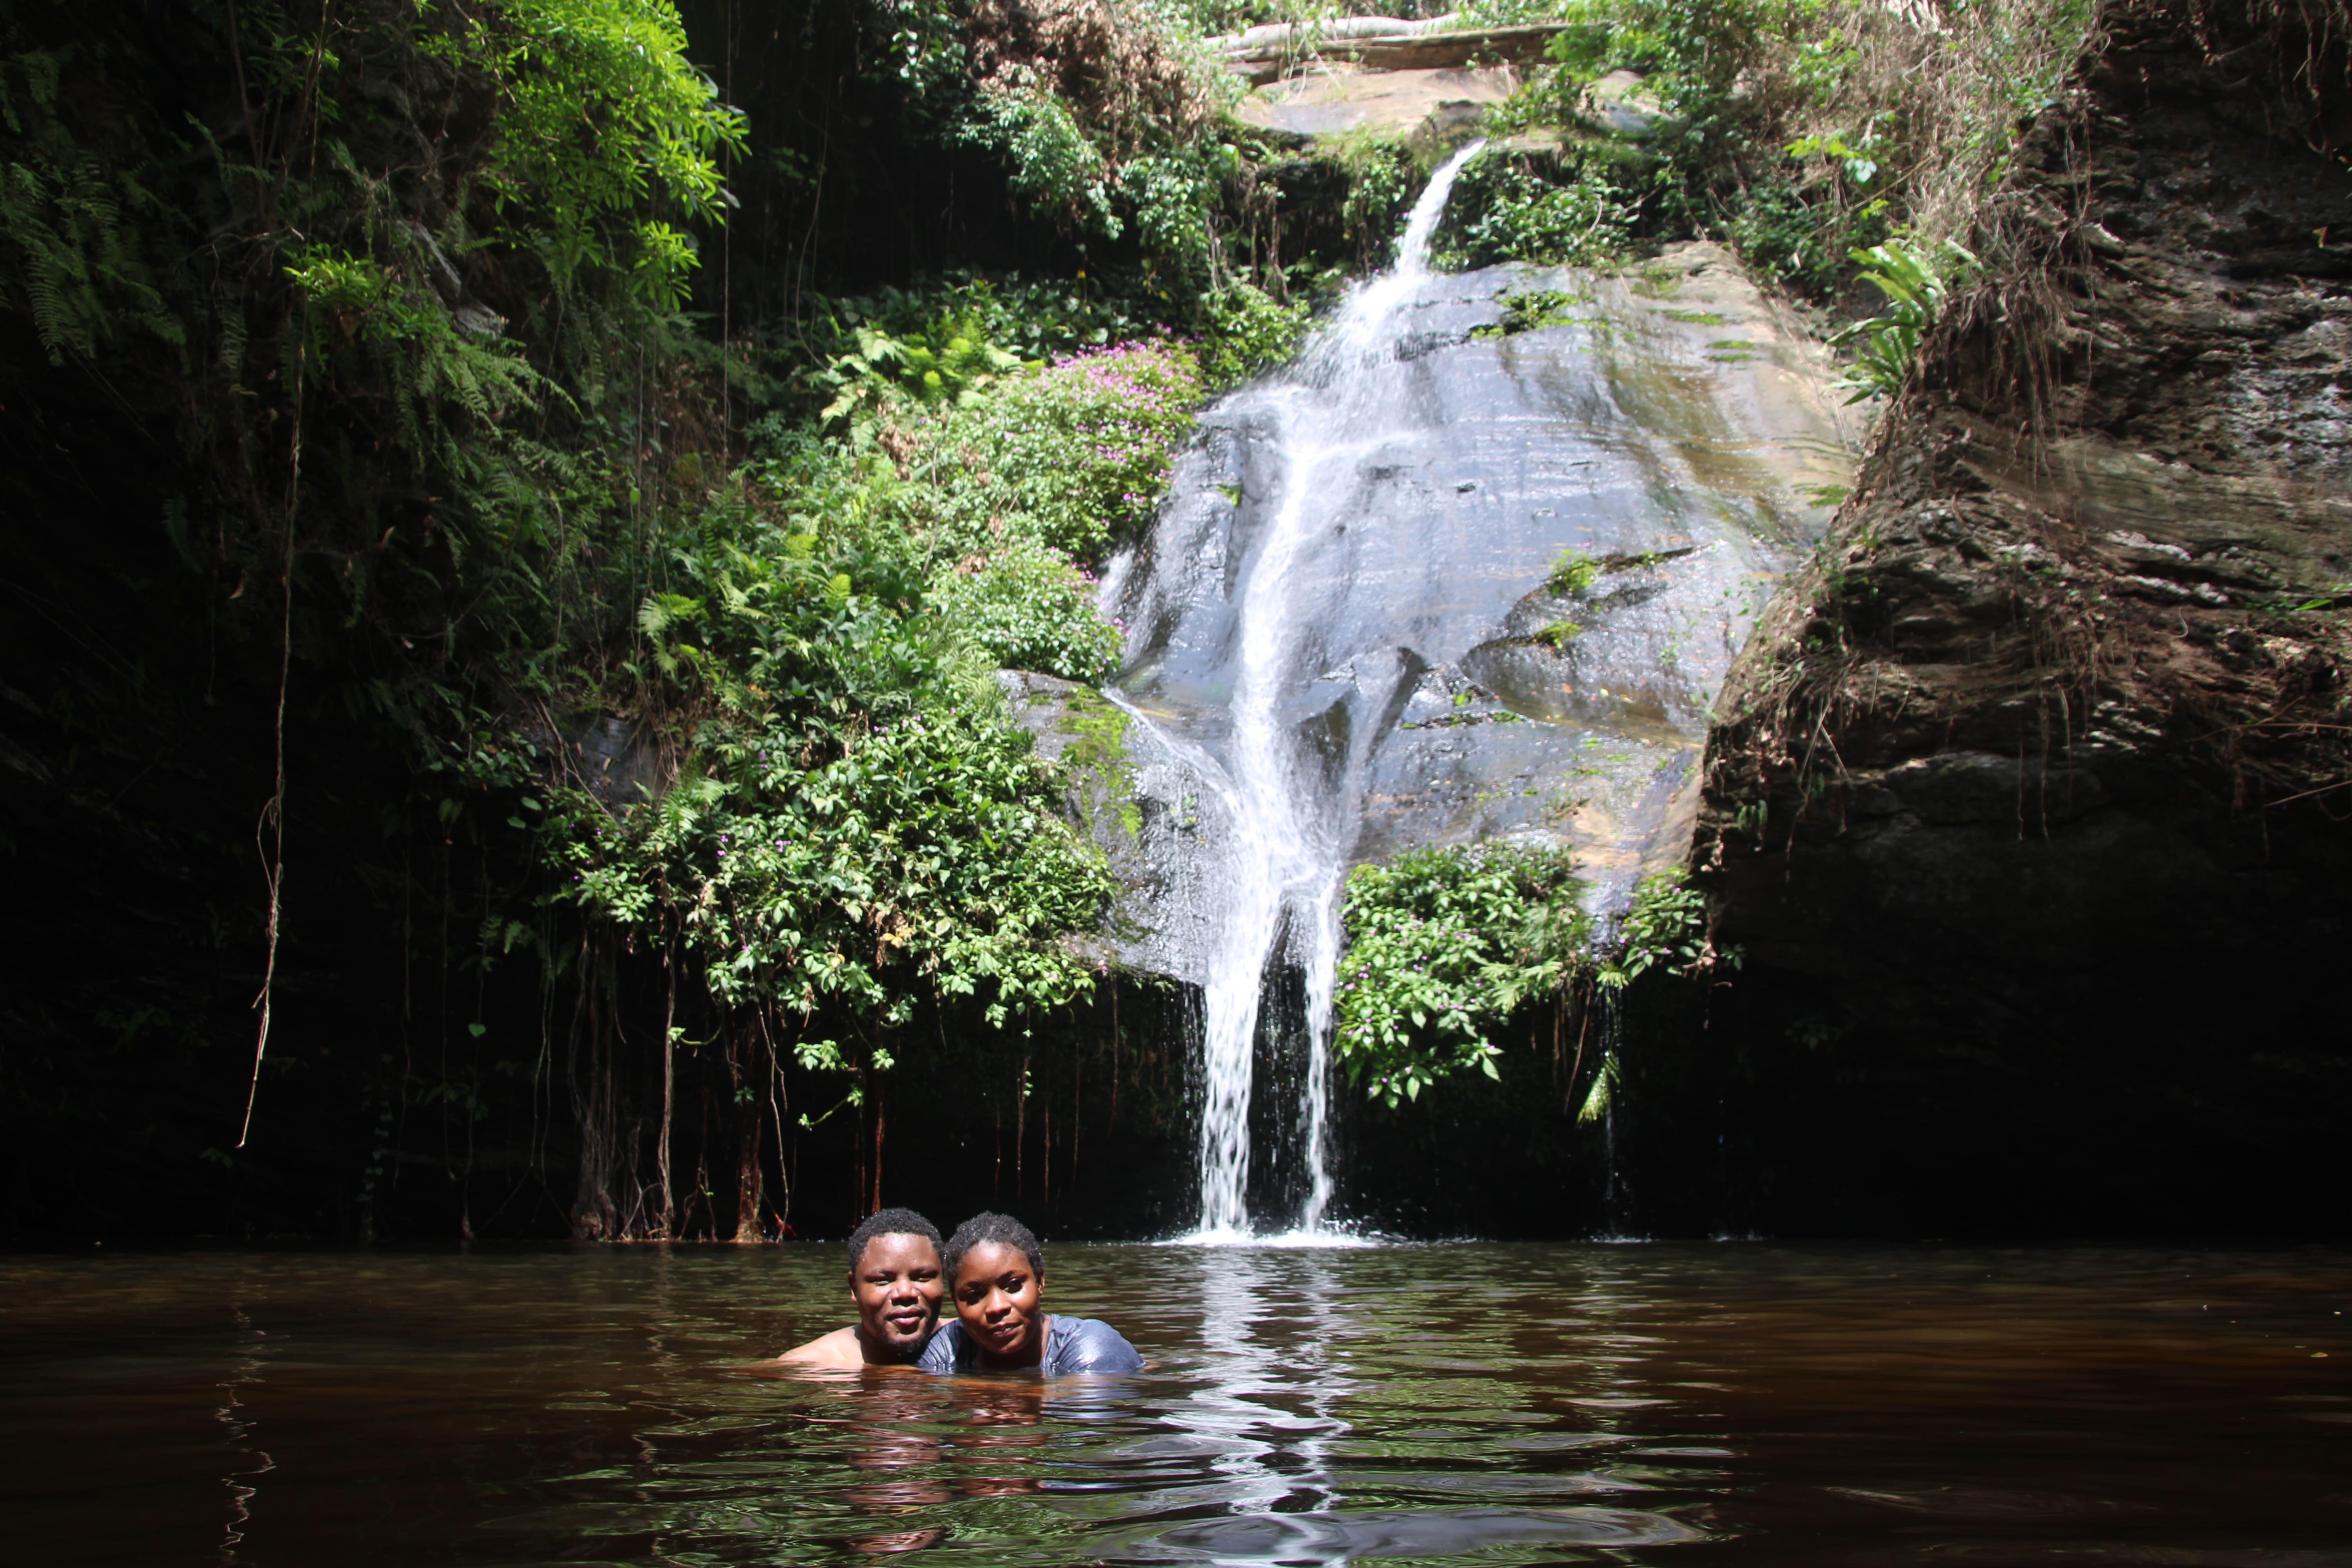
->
<box><xmin>943</xmin><ymin>1212</ymin><xmax>1047</xmax><ymax>1365</ymax></box>
<box><xmin>845</xmin><ymin>1207</ymin><xmax>945</xmax><ymax>1361</ymax></box>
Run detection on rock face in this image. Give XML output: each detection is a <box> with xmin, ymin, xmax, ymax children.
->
<box><xmin>1232</xmin><ymin>64</ymin><xmax>1517</xmax><ymax>142</ymax></box>
<box><xmin>1082</xmin><ymin>242</ymin><xmax>1852</xmax><ymax>987</ymax></box>
<box><xmin>1212</xmin><ymin>18</ymin><xmax>1566</xmax><ymax>86</ymax></box>
<box><xmin>1671</xmin><ymin>0</ymin><xmax>2352</xmax><ymax>1235</ymax></box>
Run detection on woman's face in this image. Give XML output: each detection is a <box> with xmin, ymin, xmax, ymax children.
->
<box><xmin>951</xmin><ymin>1241</ymin><xmax>1045</xmax><ymax>1365</ymax></box>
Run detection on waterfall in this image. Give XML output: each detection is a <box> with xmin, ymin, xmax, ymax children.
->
<box><xmin>1114</xmin><ymin>145</ymin><xmax>1487</xmax><ymax>1241</ymax></box>
<box><xmin>1102</xmin><ymin>134</ymin><xmax>1851</xmax><ymax>1242</ymax></box>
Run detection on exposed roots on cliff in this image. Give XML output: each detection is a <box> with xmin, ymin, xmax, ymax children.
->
<box><xmin>1704</xmin><ymin>0</ymin><xmax>2352</xmax><ymax>870</ymax></box>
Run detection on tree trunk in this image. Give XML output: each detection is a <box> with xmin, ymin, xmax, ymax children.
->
<box><xmin>656</xmin><ymin>949</ymin><xmax>676</xmax><ymax>1238</ymax></box>
<box><xmin>730</xmin><ymin>1025</ymin><xmax>764</xmax><ymax>1243</ymax></box>
<box><xmin>870</xmin><ymin>1080</ymin><xmax>886</xmax><ymax>1215</ymax></box>
<box><xmin>566</xmin><ymin>949</ymin><xmax>619</xmax><ymax>1240</ymax></box>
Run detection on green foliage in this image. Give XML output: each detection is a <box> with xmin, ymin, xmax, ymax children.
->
<box><xmin>1576</xmin><ymin>1050</ymin><xmax>1618</xmax><ymax>1122</ymax></box>
<box><xmin>763</xmin><ymin>274</ymin><xmax>1169</xmax><ymax>435</ymax></box>
<box><xmin>1197</xmin><ymin>281</ymin><xmax>1310</xmax><ymax>391</ymax></box>
<box><xmin>810</xmin><ymin>316</ymin><xmax>1026</xmax><ymax>424</ymax></box>
<box><xmin>1321</xmin><ymin>130</ymin><xmax>1420</xmax><ymax>265</ymax></box>
<box><xmin>1594</xmin><ymin>873</ymin><xmax>1733</xmax><ymax>989</ymax></box>
<box><xmin>1334</xmin><ymin>844</ymin><xmax>1590</xmax><ymax>1107</ymax></box>
<box><xmin>1332</xmin><ymin>853</ymin><xmax>1740</xmax><ymax>1112</ymax></box>
<box><xmin>1534</xmin><ymin>619</ymin><xmax>1583</xmax><ymax>649</ymax></box>
<box><xmin>1722</xmin><ymin>172</ymin><xmax>1882</xmax><ymax>295</ymax></box>
<box><xmin>1054</xmin><ymin>688</ymin><xmax>1145</xmax><ymax>838</ymax></box>
<box><xmin>1441</xmin><ymin>152</ymin><xmax>1633</xmax><ymax>270</ymax></box>
<box><xmin>1119</xmin><ymin>149</ymin><xmax>1227</xmax><ymax>285</ymax></box>
<box><xmin>1829</xmin><ymin>237</ymin><xmax>1975</xmax><ymax>403</ymax></box>
<box><xmin>0</xmin><ymin>43</ymin><xmax>185</xmax><ymax>366</ymax></box>
<box><xmin>1546</xmin><ymin>548</ymin><xmax>1601</xmax><ymax>597</ymax></box>
<box><xmin>1474</xmin><ymin>288</ymin><xmax>1582</xmax><ymax>339</ymax></box>
<box><xmin>556</xmin><ymin>480</ymin><xmax>1119</xmax><ymax>1029</ymax></box>
<box><xmin>928</xmin><ymin>541</ymin><xmax>1123</xmax><ymax>682</ymax></box>
<box><xmin>438</xmin><ymin>0</ymin><xmax>745</xmax><ymax>310</ymax></box>
<box><xmin>917</xmin><ymin>338</ymin><xmax>1203</xmax><ymax>563</ymax></box>
<box><xmin>963</xmin><ymin>67</ymin><xmax>1123</xmax><ymax>237</ymax></box>
<box><xmin>1490</xmin><ymin>0</ymin><xmax>2091</xmax><ymax>316</ymax></box>
<box><xmin>1540</xmin><ymin>0</ymin><xmax>1817</xmax><ymax>127</ymax></box>
<box><xmin>765</xmin><ymin>330</ymin><xmax>1198</xmax><ymax>684</ymax></box>
<box><xmin>285</xmin><ymin>239</ymin><xmax>551</xmax><ymax>454</ymax></box>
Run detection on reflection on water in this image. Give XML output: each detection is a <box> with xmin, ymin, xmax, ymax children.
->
<box><xmin>2</xmin><ymin>1244</ymin><xmax>2347</xmax><ymax>1564</ymax></box>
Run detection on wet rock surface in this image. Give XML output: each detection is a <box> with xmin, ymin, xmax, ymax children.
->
<box><xmin>1213</xmin><ymin>18</ymin><xmax>1566</xmax><ymax>85</ymax></box>
<box><xmin>1671</xmin><ymin>0</ymin><xmax>2352</xmax><ymax>1234</ymax></box>
<box><xmin>1232</xmin><ymin>64</ymin><xmax>1516</xmax><ymax>142</ymax></box>
<box><xmin>1081</xmin><ymin>242</ymin><xmax>1851</xmax><ymax>985</ymax></box>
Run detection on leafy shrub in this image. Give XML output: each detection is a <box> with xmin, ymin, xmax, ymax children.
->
<box><xmin>1440</xmin><ymin>155</ymin><xmax>1633</xmax><ymax>270</ymax></box>
<box><xmin>1538</xmin><ymin>0</ymin><xmax>1815</xmax><ymax>127</ymax></box>
<box><xmin>1830</xmin><ymin>237</ymin><xmax>1975</xmax><ymax>403</ymax></box>
<box><xmin>921</xmin><ymin>338</ymin><xmax>1203</xmax><ymax>561</ymax></box>
<box><xmin>928</xmin><ymin>541</ymin><xmax>1124</xmax><ymax>682</ymax></box>
<box><xmin>437</xmin><ymin>0</ymin><xmax>745</xmax><ymax>310</ymax></box>
<box><xmin>1324</xmin><ymin>131</ymin><xmax>1421</xmax><ymax>267</ymax></box>
<box><xmin>1594</xmin><ymin>872</ymin><xmax>1730</xmax><ymax>989</ymax></box>
<box><xmin>0</xmin><ymin>44</ymin><xmax>187</xmax><ymax>369</ymax></box>
<box><xmin>560</xmin><ymin>486</ymin><xmax>1119</xmax><ymax>1033</ymax></box>
<box><xmin>1196</xmin><ymin>281</ymin><xmax>1310</xmax><ymax>391</ymax></box>
<box><xmin>1334</xmin><ymin>845</ymin><xmax>1589</xmax><ymax>1107</ymax></box>
<box><xmin>1722</xmin><ymin>176</ymin><xmax>1855</xmax><ymax>296</ymax></box>
<box><xmin>961</xmin><ymin>66</ymin><xmax>1122</xmax><ymax>237</ymax></box>
<box><xmin>1491</xmin><ymin>0</ymin><xmax>2090</xmax><ymax>319</ymax></box>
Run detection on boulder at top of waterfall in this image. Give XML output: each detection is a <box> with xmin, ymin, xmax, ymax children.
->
<box><xmin>1232</xmin><ymin>63</ymin><xmax>1515</xmax><ymax>143</ymax></box>
<box><xmin>1213</xmin><ymin>18</ymin><xmax>1566</xmax><ymax>85</ymax></box>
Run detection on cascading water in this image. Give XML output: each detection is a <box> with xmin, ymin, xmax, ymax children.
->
<box><xmin>1114</xmin><ymin>144</ymin><xmax>1488</xmax><ymax>1241</ymax></box>
<box><xmin>1099</xmin><ymin>139</ymin><xmax>1854</xmax><ymax>1240</ymax></box>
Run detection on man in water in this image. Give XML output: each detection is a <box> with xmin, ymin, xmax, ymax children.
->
<box><xmin>778</xmin><ymin>1207</ymin><xmax>947</xmax><ymax>1368</ymax></box>
<box><xmin>917</xmin><ymin>1211</ymin><xmax>1144</xmax><ymax>1374</ymax></box>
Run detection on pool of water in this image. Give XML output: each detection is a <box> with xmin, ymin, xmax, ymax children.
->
<box><xmin>5</xmin><ymin>1243</ymin><xmax>2347</xmax><ymax>1564</ymax></box>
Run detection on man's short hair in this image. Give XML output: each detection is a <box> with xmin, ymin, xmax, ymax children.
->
<box><xmin>943</xmin><ymin>1211</ymin><xmax>1044</xmax><ymax>1282</ymax></box>
<box><xmin>846</xmin><ymin>1207</ymin><xmax>944</xmax><ymax>1272</ymax></box>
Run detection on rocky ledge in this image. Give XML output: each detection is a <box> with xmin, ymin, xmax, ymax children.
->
<box><xmin>1667</xmin><ymin>0</ymin><xmax>2352</xmax><ymax>1234</ymax></box>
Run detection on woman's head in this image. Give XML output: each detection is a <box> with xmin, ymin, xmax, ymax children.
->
<box><xmin>943</xmin><ymin>1212</ymin><xmax>1046</xmax><ymax>1366</ymax></box>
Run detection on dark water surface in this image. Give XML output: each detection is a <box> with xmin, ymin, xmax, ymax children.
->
<box><xmin>5</xmin><ymin>1244</ymin><xmax>2347</xmax><ymax>1564</ymax></box>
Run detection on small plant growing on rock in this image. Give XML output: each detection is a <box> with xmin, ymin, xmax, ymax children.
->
<box><xmin>1596</xmin><ymin>873</ymin><xmax>1733</xmax><ymax>990</ymax></box>
<box><xmin>1831</xmin><ymin>237</ymin><xmax>1975</xmax><ymax>404</ymax></box>
<box><xmin>1547</xmin><ymin>548</ymin><xmax>1602</xmax><ymax>597</ymax></box>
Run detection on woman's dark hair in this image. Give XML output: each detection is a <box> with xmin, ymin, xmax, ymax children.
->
<box><xmin>846</xmin><ymin>1207</ymin><xmax>944</xmax><ymax>1271</ymax></box>
<box><xmin>943</xmin><ymin>1212</ymin><xmax>1044</xmax><ymax>1283</ymax></box>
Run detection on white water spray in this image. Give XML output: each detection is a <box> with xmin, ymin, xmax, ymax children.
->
<box><xmin>1166</xmin><ymin>142</ymin><xmax>1485</xmax><ymax>1241</ymax></box>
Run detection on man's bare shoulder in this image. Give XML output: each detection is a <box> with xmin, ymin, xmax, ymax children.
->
<box><xmin>777</xmin><ymin>1326</ymin><xmax>863</xmax><ymax>1368</ymax></box>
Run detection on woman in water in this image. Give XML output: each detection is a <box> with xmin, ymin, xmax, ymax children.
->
<box><xmin>917</xmin><ymin>1212</ymin><xmax>1144</xmax><ymax>1375</ymax></box>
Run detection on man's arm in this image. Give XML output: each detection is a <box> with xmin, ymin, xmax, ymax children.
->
<box><xmin>777</xmin><ymin>1326</ymin><xmax>864</xmax><ymax>1367</ymax></box>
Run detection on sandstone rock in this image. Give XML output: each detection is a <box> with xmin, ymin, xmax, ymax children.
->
<box><xmin>1668</xmin><ymin>0</ymin><xmax>2352</xmax><ymax>1235</ymax></box>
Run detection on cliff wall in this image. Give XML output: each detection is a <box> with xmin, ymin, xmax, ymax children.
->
<box><xmin>1672</xmin><ymin>0</ymin><xmax>2352</xmax><ymax>1234</ymax></box>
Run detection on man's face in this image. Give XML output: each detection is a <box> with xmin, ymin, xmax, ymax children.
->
<box><xmin>952</xmin><ymin>1240</ymin><xmax>1044</xmax><ymax>1363</ymax></box>
<box><xmin>849</xmin><ymin>1232</ymin><xmax>944</xmax><ymax>1358</ymax></box>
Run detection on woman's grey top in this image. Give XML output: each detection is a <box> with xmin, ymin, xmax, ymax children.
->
<box><xmin>916</xmin><ymin>1314</ymin><xmax>1143</xmax><ymax>1375</ymax></box>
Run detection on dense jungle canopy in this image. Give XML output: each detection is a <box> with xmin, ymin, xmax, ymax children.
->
<box><xmin>2</xmin><ymin>0</ymin><xmax>2345</xmax><ymax>1242</ymax></box>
